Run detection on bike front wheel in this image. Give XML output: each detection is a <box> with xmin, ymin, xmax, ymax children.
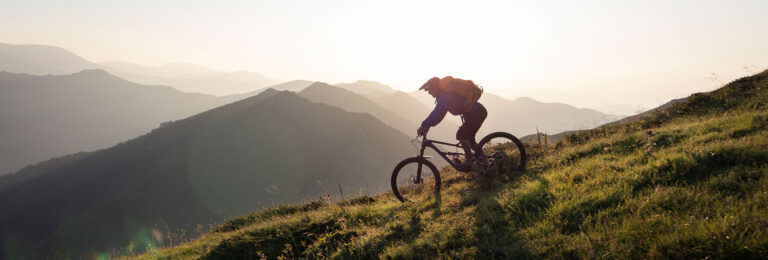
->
<box><xmin>391</xmin><ymin>157</ymin><xmax>441</xmax><ymax>203</ymax></box>
<box><xmin>477</xmin><ymin>132</ymin><xmax>526</xmax><ymax>173</ymax></box>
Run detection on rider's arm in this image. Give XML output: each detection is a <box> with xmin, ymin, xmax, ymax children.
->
<box><xmin>421</xmin><ymin>95</ymin><xmax>449</xmax><ymax>128</ymax></box>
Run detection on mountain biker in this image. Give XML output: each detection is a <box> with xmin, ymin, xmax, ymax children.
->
<box><xmin>417</xmin><ymin>76</ymin><xmax>487</xmax><ymax>171</ymax></box>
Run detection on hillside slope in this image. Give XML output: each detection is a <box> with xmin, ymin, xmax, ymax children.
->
<box><xmin>136</xmin><ymin>70</ymin><xmax>767</xmax><ymax>259</ymax></box>
<box><xmin>0</xmin><ymin>90</ymin><xmax>414</xmax><ymax>259</ymax></box>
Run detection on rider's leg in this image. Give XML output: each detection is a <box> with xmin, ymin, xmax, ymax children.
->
<box><xmin>459</xmin><ymin>139</ymin><xmax>474</xmax><ymax>158</ymax></box>
<box><xmin>455</xmin><ymin>139</ymin><xmax>475</xmax><ymax>171</ymax></box>
<box><xmin>467</xmin><ymin>104</ymin><xmax>488</xmax><ymax>157</ymax></box>
<box><xmin>471</xmin><ymin>139</ymin><xmax>484</xmax><ymax>157</ymax></box>
<box><xmin>456</xmin><ymin>103</ymin><xmax>488</xmax><ymax>171</ymax></box>
<box><xmin>456</xmin><ymin>124</ymin><xmax>474</xmax><ymax>171</ymax></box>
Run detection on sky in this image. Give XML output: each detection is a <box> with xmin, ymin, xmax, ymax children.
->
<box><xmin>1</xmin><ymin>0</ymin><xmax>767</xmax><ymax>114</ymax></box>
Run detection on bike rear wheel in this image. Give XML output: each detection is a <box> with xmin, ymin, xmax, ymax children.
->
<box><xmin>477</xmin><ymin>132</ymin><xmax>526</xmax><ymax>173</ymax></box>
<box><xmin>391</xmin><ymin>157</ymin><xmax>441</xmax><ymax>203</ymax></box>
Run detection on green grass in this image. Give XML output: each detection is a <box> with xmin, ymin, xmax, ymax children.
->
<box><xmin>127</xmin><ymin>70</ymin><xmax>768</xmax><ymax>259</ymax></box>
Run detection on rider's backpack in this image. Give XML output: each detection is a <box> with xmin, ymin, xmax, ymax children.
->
<box><xmin>438</xmin><ymin>76</ymin><xmax>483</xmax><ymax>113</ymax></box>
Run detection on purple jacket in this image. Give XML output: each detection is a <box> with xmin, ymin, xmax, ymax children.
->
<box><xmin>421</xmin><ymin>92</ymin><xmax>481</xmax><ymax>127</ymax></box>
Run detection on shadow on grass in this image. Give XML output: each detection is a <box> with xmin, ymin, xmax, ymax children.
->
<box><xmin>468</xmin><ymin>169</ymin><xmax>549</xmax><ymax>259</ymax></box>
<box><xmin>431</xmin><ymin>192</ymin><xmax>442</xmax><ymax>219</ymax></box>
<box><xmin>204</xmin><ymin>217</ymin><xmax>356</xmax><ymax>259</ymax></box>
<box><xmin>334</xmin><ymin>200</ymin><xmax>433</xmax><ymax>258</ymax></box>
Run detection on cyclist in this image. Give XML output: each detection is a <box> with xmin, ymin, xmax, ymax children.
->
<box><xmin>417</xmin><ymin>76</ymin><xmax>487</xmax><ymax>171</ymax></box>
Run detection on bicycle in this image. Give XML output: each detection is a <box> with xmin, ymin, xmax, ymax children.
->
<box><xmin>391</xmin><ymin>132</ymin><xmax>527</xmax><ymax>202</ymax></box>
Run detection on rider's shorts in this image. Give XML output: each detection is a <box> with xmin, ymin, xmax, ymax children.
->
<box><xmin>456</xmin><ymin>103</ymin><xmax>487</xmax><ymax>141</ymax></box>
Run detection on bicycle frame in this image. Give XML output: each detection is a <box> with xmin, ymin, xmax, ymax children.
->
<box><xmin>416</xmin><ymin>135</ymin><xmax>494</xmax><ymax>172</ymax></box>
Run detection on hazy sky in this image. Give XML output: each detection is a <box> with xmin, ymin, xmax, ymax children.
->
<box><xmin>2</xmin><ymin>0</ymin><xmax>767</xmax><ymax>114</ymax></box>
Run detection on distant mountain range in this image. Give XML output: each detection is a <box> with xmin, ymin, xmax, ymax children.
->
<box><xmin>368</xmin><ymin>90</ymin><xmax>464</xmax><ymax>140</ymax></box>
<box><xmin>98</xmin><ymin>61</ymin><xmax>280</xmax><ymax>96</ymax></box>
<box><xmin>0</xmin><ymin>42</ymin><xmax>98</xmax><ymax>74</ymax></box>
<box><xmin>410</xmin><ymin>90</ymin><xmax>623</xmax><ymax>136</ymax></box>
<box><xmin>335</xmin><ymin>80</ymin><xmax>396</xmax><ymax>97</ymax></box>
<box><xmin>0</xmin><ymin>41</ymin><xmax>623</xmax><ymax>135</ymax></box>
<box><xmin>0</xmin><ymin>90</ymin><xmax>413</xmax><ymax>259</ymax></box>
<box><xmin>337</xmin><ymin>80</ymin><xmax>622</xmax><ymax>137</ymax></box>
<box><xmin>519</xmin><ymin>96</ymin><xmax>687</xmax><ymax>144</ymax></box>
<box><xmin>299</xmin><ymin>82</ymin><xmax>460</xmax><ymax>141</ymax></box>
<box><xmin>223</xmin><ymin>80</ymin><xmax>314</xmax><ymax>101</ymax></box>
<box><xmin>0</xmin><ymin>70</ymin><xmax>239</xmax><ymax>175</ymax></box>
<box><xmin>0</xmin><ymin>42</ymin><xmax>279</xmax><ymax>96</ymax></box>
<box><xmin>330</xmin><ymin>79</ymin><xmax>623</xmax><ymax>137</ymax></box>
<box><xmin>0</xmin><ymin>42</ymin><xmax>624</xmax><ymax>175</ymax></box>
<box><xmin>480</xmin><ymin>93</ymin><xmax>624</xmax><ymax>135</ymax></box>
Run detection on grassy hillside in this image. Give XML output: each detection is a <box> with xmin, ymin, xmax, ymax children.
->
<box><xmin>131</xmin><ymin>70</ymin><xmax>768</xmax><ymax>259</ymax></box>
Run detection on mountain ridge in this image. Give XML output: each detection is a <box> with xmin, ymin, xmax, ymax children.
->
<box><xmin>0</xmin><ymin>42</ymin><xmax>280</xmax><ymax>96</ymax></box>
<box><xmin>334</xmin><ymin>80</ymin><xmax>396</xmax><ymax>97</ymax></box>
<box><xmin>0</xmin><ymin>42</ymin><xmax>98</xmax><ymax>74</ymax></box>
<box><xmin>298</xmin><ymin>82</ymin><xmax>421</xmax><ymax>138</ymax></box>
<box><xmin>0</xmin><ymin>69</ymin><xmax>230</xmax><ymax>175</ymax></box>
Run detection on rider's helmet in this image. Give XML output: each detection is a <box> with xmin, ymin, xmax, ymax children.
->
<box><xmin>419</xmin><ymin>77</ymin><xmax>441</xmax><ymax>96</ymax></box>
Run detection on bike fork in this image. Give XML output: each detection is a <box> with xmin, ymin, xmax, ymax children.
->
<box><xmin>415</xmin><ymin>137</ymin><xmax>427</xmax><ymax>184</ymax></box>
<box><xmin>415</xmin><ymin>162</ymin><xmax>423</xmax><ymax>184</ymax></box>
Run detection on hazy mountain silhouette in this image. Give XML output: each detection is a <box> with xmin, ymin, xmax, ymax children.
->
<box><xmin>370</xmin><ymin>91</ymin><xmax>433</xmax><ymax>125</ymax></box>
<box><xmin>297</xmin><ymin>82</ymin><xmax>460</xmax><ymax>141</ymax></box>
<box><xmin>99</xmin><ymin>61</ymin><xmax>280</xmax><ymax>96</ymax></box>
<box><xmin>232</xmin><ymin>81</ymin><xmax>463</xmax><ymax>141</ymax></box>
<box><xmin>335</xmin><ymin>80</ymin><xmax>396</xmax><ymax>97</ymax></box>
<box><xmin>0</xmin><ymin>43</ymin><xmax>98</xmax><ymax>74</ymax></box>
<box><xmin>0</xmin><ymin>90</ymin><xmax>413</xmax><ymax>259</ymax></box>
<box><xmin>223</xmin><ymin>80</ymin><xmax>314</xmax><ymax>101</ymax></box>
<box><xmin>370</xmin><ymin>90</ymin><xmax>463</xmax><ymax>141</ymax></box>
<box><xmin>0</xmin><ymin>42</ymin><xmax>279</xmax><ymax>96</ymax></box>
<box><xmin>409</xmin><ymin>89</ymin><xmax>439</xmax><ymax>108</ymax></box>
<box><xmin>0</xmin><ymin>70</ymin><xmax>231</xmax><ymax>175</ymax></box>
<box><xmin>233</xmin><ymin>81</ymin><xmax>460</xmax><ymax>141</ymax></box>
<box><xmin>521</xmin><ymin>96</ymin><xmax>684</xmax><ymax>144</ymax></box>
<box><xmin>261</xmin><ymin>79</ymin><xmax>315</xmax><ymax>92</ymax></box>
<box><xmin>409</xmin><ymin>90</ymin><xmax>622</xmax><ymax>136</ymax></box>
<box><xmin>480</xmin><ymin>94</ymin><xmax>623</xmax><ymax>135</ymax></box>
<box><xmin>99</xmin><ymin>61</ymin><xmax>217</xmax><ymax>77</ymax></box>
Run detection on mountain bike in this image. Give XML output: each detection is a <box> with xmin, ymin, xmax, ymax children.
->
<box><xmin>391</xmin><ymin>132</ymin><xmax>526</xmax><ymax>202</ymax></box>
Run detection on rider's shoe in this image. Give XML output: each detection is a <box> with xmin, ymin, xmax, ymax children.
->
<box><xmin>456</xmin><ymin>157</ymin><xmax>475</xmax><ymax>172</ymax></box>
